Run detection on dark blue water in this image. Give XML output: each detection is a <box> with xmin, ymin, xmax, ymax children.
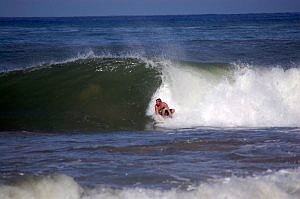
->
<box><xmin>1</xmin><ymin>13</ymin><xmax>300</xmax><ymax>198</ymax></box>
<box><xmin>1</xmin><ymin>13</ymin><xmax>300</xmax><ymax>71</ymax></box>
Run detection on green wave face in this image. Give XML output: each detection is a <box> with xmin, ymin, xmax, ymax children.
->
<box><xmin>0</xmin><ymin>58</ymin><xmax>161</xmax><ymax>132</ymax></box>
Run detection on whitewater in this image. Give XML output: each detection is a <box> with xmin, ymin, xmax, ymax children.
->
<box><xmin>1</xmin><ymin>169</ymin><xmax>300</xmax><ymax>199</ymax></box>
<box><xmin>147</xmin><ymin>60</ymin><xmax>300</xmax><ymax>128</ymax></box>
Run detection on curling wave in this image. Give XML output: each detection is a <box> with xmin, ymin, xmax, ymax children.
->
<box><xmin>0</xmin><ymin>57</ymin><xmax>160</xmax><ymax>131</ymax></box>
<box><xmin>1</xmin><ymin>56</ymin><xmax>300</xmax><ymax>131</ymax></box>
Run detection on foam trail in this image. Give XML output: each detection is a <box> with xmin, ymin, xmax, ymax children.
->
<box><xmin>147</xmin><ymin>61</ymin><xmax>300</xmax><ymax>128</ymax></box>
<box><xmin>1</xmin><ymin>169</ymin><xmax>300</xmax><ymax>199</ymax></box>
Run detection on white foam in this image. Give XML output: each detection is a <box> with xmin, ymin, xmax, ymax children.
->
<box><xmin>1</xmin><ymin>168</ymin><xmax>300</xmax><ymax>199</ymax></box>
<box><xmin>0</xmin><ymin>175</ymin><xmax>82</xmax><ymax>199</ymax></box>
<box><xmin>147</xmin><ymin>61</ymin><xmax>300</xmax><ymax>128</ymax></box>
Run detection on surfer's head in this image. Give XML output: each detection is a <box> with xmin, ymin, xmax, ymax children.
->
<box><xmin>156</xmin><ymin>98</ymin><xmax>162</xmax><ymax>106</ymax></box>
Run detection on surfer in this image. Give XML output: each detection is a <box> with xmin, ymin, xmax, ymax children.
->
<box><xmin>155</xmin><ymin>98</ymin><xmax>175</xmax><ymax>118</ymax></box>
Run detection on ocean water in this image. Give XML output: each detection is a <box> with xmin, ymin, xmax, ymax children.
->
<box><xmin>1</xmin><ymin>13</ymin><xmax>300</xmax><ymax>198</ymax></box>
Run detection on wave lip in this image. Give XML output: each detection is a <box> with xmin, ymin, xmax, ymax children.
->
<box><xmin>148</xmin><ymin>61</ymin><xmax>300</xmax><ymax>128</ymax></box>
<box><xmin>1</xmin><ymin>168</ymin><xmax>300</xmax><ymax>199</ymax></box>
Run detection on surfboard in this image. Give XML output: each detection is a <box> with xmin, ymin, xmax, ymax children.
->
<box><xmin>153</xmin><ymin>109</ymin><xmax>175</xmax><ymax>123</ymax></box>
<box><xmin>154</xmin><ymin>114</ymin><xmax>165</xmax><ymax>122</ymax></box>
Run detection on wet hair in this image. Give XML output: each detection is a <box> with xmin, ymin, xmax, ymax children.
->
<box><xmin>156</xmin><ymin>98</ymin><xmax>162</xmax><ymax>102</ymax></box>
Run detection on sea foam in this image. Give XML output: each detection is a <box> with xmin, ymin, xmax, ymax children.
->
<box><xmin>147</xmin><ymin>61</ymin><xmax>300</xmax><ymax>128</ymax></box>
<box><xmin>1</xmin><ymin>168</ymin><xmax>300</xmax><ymax>199</ymax></box>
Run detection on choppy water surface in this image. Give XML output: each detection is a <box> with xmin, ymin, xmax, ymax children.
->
<box><xmin>1</xmin><ymin>128</ymin><xmax>300</xmax><ymax>193</ymax></box>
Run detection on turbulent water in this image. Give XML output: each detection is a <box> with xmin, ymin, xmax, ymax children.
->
<box><xmin>1</xmin><ymin>129</ymin><xmax>300</xmax><ymax>199</ymax></box>
<box><xmin>1</xmin><ymin>57</ymin><xmax>300</xmax><ymax>131</ymax></box>
<box><xmin>1</xmin><ymin>13</ymin><xmax>300</xmax><ymax>198</ymax></box>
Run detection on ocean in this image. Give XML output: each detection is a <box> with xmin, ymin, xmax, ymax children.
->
<box><xmin>0</xmin><ymin>13</ymin><xmax>300</xmax><ymax>198</ymax></box>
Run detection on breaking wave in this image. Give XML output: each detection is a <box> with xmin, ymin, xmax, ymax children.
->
<box><xmin>147</xmin><ymin>61</ymin><xmax>300</xmax><ymax>128</ymax></box>
<box><xmin>1</xmin><ymin>55</ymin><xmax>300</xmax><ymax>131</ymax></box>
<box><xmin>1</xmin><ymin>168</ymin><xmax>300</xmax><ymax>199</ymax></box>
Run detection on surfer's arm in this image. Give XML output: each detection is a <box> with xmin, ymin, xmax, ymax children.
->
<box><xmin>155</xmin><ymin>105</ymin><xmax>159</xmax><ymax>115</ymax></box>
<box><xmin>167</xmin><ymin>108</ymin><xmax>173</xmax><ymax>118</ymax></box>
<box><xmin>163</xmin><ymin>103</ymin><xmax>172</xmax><ymax>118</ymax></box>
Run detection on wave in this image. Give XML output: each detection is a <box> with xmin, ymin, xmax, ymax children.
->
<box><xmin>1</xmin><ymin>55</ymin><xmax>299</xmax><ymax>131</ymax></box>
<box><xmin>0</xmin><ymin>57</ymin><xmax>161</xmax><ymax>131</ymax></box>
<box><xmin>1</xmin><ymin>168</ymin><xmax>300</xmax><ymax>199</ymax></box>
<box><xmin>147</xmin><ymin>61</ymin><xmax>300</xmax><ymax>128</ymax></box>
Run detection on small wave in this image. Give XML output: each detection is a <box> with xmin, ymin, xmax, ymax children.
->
<box><xmin>1</xmin><ymin>168</ymin><xmax>299</xmax><ymax>199</ymax></box>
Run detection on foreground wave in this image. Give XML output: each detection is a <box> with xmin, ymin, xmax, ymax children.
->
<box><xmin>1</xmin><ymin>56</ymin><xmax>300</xmax><ymax>131</ymax></box>
<box><xmin>1</xmin><ymin>168</ymin><xmax>300</xmax><ymax>199</ymax></box>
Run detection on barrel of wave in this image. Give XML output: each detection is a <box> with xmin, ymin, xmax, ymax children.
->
<box><xmin>147</xmin><ymin>61</ymin><xmax>300</xmax><ymax>128</ymax></box>
<box><xmin>146</xmin><ymin>61</ymin><xmax>225</xmax><ymax>128</ymax></box>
